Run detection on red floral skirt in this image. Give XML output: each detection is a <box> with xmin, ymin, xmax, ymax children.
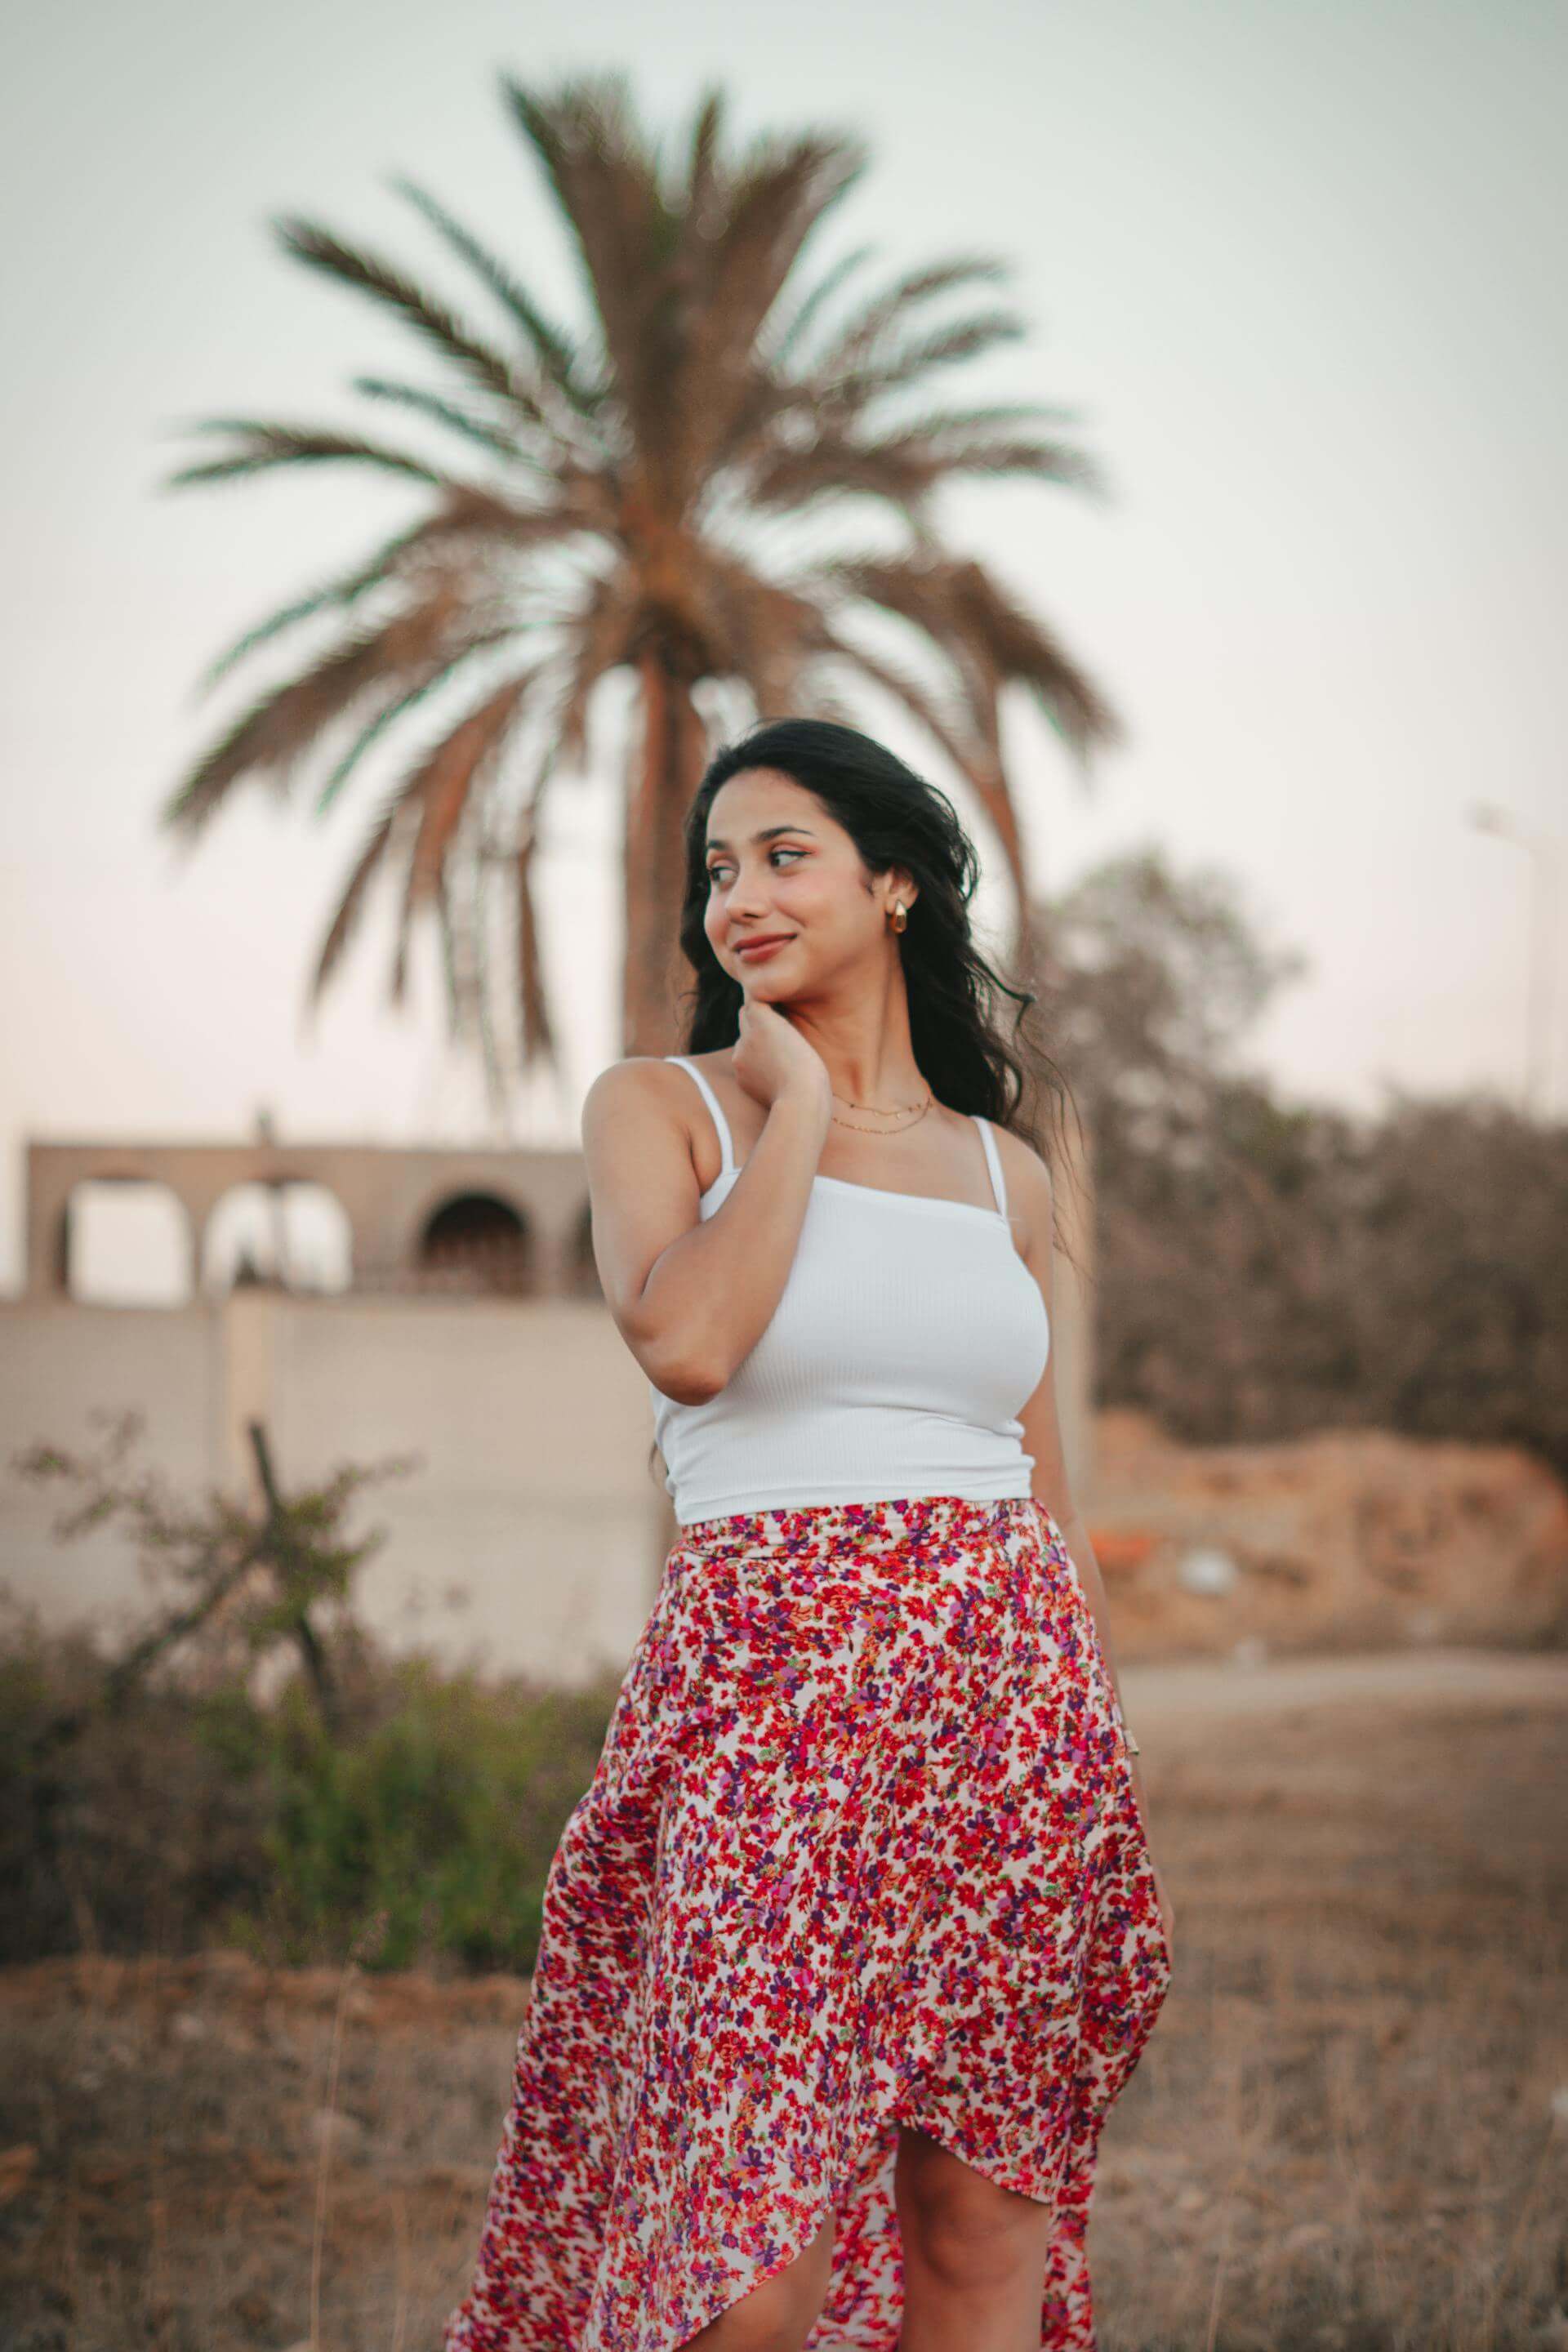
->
<box><xmin>442</xmin><ymin>1492</ymin><xmax>1170</xmax><ymax>2352</ymax></box>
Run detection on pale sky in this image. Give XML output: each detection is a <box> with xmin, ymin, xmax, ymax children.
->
<box><xmin>2</xmin><ymin>0</ymin><xmax>1565</xmax><ymax>1294</ymax></box>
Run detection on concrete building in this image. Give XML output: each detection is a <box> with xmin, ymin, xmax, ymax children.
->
<box><xmin>1</xmin><ymin>1129</ymin><xmax>1096</xmax><ymax>1686</ymax></box>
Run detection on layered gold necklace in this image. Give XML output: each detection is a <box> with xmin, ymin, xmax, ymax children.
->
<box><xmin>828</xmin><ymin>1086</ymin><xmax>934</xmax><ymax>1136</ymax></box>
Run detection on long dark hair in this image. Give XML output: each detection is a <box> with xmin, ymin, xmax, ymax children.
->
<box><xmin>673</xmin><ymin>716</ymin><xmax>1084</xmax><ymax>1232</ymax></box>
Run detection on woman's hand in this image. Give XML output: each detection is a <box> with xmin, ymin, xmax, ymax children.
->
<box><xmin>732</xmin><ymin>992</ymin><xmax>831</xmax><ymax>1116</ymax></box>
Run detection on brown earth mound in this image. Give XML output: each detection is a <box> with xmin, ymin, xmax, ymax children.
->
<box><xmin>1085</xmin><ymin>1413</ymin><xmax>1568</xmax><ymax>1659</ymax></box>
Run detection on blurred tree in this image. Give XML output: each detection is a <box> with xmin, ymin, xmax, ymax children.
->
<box><xmin>1347</xmin><ymin>1097</ymin><xmax>1568</xmax><ymax>1478</ymax></box>
<box><xmin>1036</xmin><ymin>845</ymin><xmax>1305</xmax><ymax>1152</ymax></box>
<box><xmin>160</xmin><ymin>70</ymin><xmax>1120</xmax><ymax>1100</ymax></box>
<box><xmin>1033</xmin><ymin>847</ymin><xmax>1568</xmax><ymax>1477</ymax></box>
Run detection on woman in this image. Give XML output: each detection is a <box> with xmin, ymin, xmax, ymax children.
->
<box><xmin>443</xmin><ymin>719</ymin><xmax>1173</xmax><ymax>2352</ymax></box>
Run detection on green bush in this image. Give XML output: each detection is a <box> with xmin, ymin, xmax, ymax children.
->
<box><xmin>249</xmin><ymin>1660</ymin><xmax>615</xmax><ymax>1971</ymax></box>
<box><xmin>1</xmin><ymin>1607</ymin><xmax>617</xmax><ymax>1975</ymax></box>
<box><xmin>2</xmin><ymin>1423</ymin><xmax>622</xmax><ymax>1972</ymax></box>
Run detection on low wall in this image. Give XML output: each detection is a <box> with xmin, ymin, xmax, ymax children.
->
<box><xmin>0</xmin><ymin>1294</ymin><xmax>670</xmax><ymax>1686</ymax></box>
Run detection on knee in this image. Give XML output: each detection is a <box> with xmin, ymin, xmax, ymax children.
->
<box><xmin>899</xmin><ymin>2176</ymin><xmax>1049</xmax><ymax>2296</ymax></box>
<box><xmin>684</xmin><ymin>2279</ymin><xmax>795</xmax><ymax>2351</ymax></box>
<box><xmin>684</xmin><ymin>2274</ymin><xmax>820</xmax><ymax>2350</ymax></box>
<box><xmin>682</xmin><ymin>2210</ymin><xmax>835</xmax><ymax>2350</ymax></box>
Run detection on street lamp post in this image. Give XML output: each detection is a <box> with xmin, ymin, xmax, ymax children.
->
<box><xmin>1468</xmin><ymin>804</ymin><xmax>1557</xmax><ymax>1118</ymax></box>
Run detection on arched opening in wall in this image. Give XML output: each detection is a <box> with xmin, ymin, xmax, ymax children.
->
<box><xmin>568</xmin><ymin>1197</ymin><xmax>602</xmax><ymax>1298</ymax></box>
<box><xmin>64</xmin><ymin>1179</ymin><xmax>193</xmax><ymax>1306</ymax></box>
<box><xmin>203</xmin><ymin>1183</ymin><xmax>354</xmax><ymax>1296</ymax></box>
<box><xmin>417</xmin><ymin>1193</ymin><xmax>532</xmax><ymax>1296</ymax></box>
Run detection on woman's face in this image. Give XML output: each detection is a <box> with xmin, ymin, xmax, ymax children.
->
<box><xmin>702</xmin><ymin>767</ymin><xmax>912</xmax><ymax>1002</ymax></box>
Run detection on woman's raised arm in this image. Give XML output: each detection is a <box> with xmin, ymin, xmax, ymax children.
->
<box><xmin>581</xmin><ymin>1054</ymin><xmax>830</xmax><ymax>1404</ymax></box>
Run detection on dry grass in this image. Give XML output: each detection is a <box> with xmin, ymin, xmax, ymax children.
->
<box><xmin>1089</xmin><ymin>1687</ymin><xmax>1568</xmax><ymax>2350</ymax></box>
<box><xmin>1</xmin><ymin>1676</ymin><xmax>1564</xmax><ymax>2352</ymax></box>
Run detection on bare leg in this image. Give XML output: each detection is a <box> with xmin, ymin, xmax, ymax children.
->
<box><xmin>895</xmin><ymin>2123</ymin><xmax>1057</xmax><ymax>2352</ymax></box>
<box><xmin>675</xmin><ymin>2203</ymin><xmax>837</xmax><ymax>2351</ymax></box>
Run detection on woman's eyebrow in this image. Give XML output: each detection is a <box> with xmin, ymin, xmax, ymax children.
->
<box><xmin>705</xmin><ymin>824</ymin><xmax>818</xmax><ymax>852</ymax></box>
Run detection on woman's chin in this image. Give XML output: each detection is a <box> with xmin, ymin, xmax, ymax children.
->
<box><xmin>735</xmin><ymin>962</ymin><xmax>798</xmax><ymax>998</ymax></box>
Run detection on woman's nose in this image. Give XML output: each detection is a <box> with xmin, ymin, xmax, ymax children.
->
<box><xmin>725</xmin><ymin>871</ymin><xmax>773</xmax><ymax>920</ymax></box>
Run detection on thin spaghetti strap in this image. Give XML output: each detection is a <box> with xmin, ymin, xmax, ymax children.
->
<box><xmin>664</xmin><ymin>1055</ymin><xmax>736</xmax><ymax>1176</ymax></box>
<box><xmin>973</xmin><ymin>1115</ymin><xmax>1008</xmax><ymax>1218</ymax></box>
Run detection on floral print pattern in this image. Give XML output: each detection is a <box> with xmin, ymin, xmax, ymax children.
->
<box><xmin>443</xmin><ymin>1492</ymin><xmax>1170</xmax><ymax>2352</ymax></box>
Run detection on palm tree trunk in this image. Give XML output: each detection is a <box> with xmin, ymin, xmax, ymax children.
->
<box><xmin>623</xmin><ymin>649</ymin><xmax>706</xmax><ymax>1054</ymax></box>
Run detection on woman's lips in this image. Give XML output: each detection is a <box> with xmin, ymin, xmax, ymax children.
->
<box><xmin>734</xmin><ymin>934</ymin><xmax>795</xmax><ymax>962</ymax></box>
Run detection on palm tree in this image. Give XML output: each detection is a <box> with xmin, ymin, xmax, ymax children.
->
<box><xmin>161</xmin><ymin>70</ymin><xmax>1121</xmax><ymax>1101</ymax></box>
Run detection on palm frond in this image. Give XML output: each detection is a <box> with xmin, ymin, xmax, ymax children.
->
<box><xmin>414</xmin><ymin>479</ymin><xmax>600</xmax><ymax>555</ymax></box>
<box><xmin>765</xmin><ymin>243</ymin><xmax>877</xmax><ymax>368</ymax></box>
<box><xmin>812</xmin><ymin>599</ymin><xmax>1031</xmax><ymax>912</ymax></box>
<box><xmin>424</xmin><ymin>863</ymin><xmax>466</xmax><ymax>1033</ymax></box>
<box><xmin>554</xmin><ymin>570</ymin><xmax>642</xmax><ymax>765</ymax></box>
<box><xmin>162</xmin><ymin>589</ymin><xmax>468</xmax><ymax>836</ymax></box>
<box><xmin>513</xmin><ymin>770</ymin><xmax>562</xmax><ymax>1069</ymax></box>
<box><xmin>945</xmin><ymin>558</ymin><xmax>1124</xmax><ymax>760</ymax></box>
<box><xmin>501</xmin><ymin>70</ymin><xmax>667</xmax><ymax>402</ymax></box>
<box><xmin>352</xmin><ymin>377</ymin><xmax>541</xmax><ymax>466</ymax></box>
<box><xmin>166</xmin><ymin>419</ymin><xmax>448</xmax><ymax>490</ymax></box>
<box><xmin>719</xmin><ymin>353</ymin><xmax>1078</xmax><ymax>486</ymax></box>
<box><xmin>692</xmin><ymin>550</ymin><xmax>828</xmax><ymax>715</ymax></box>
<box><xmin>915</xmin><ymin>432</ymin><xmax>1107</xmax><ymax>491</ymax></box>
<box><xmin>677</xmin><ymin>131</ymin><xmax>867</xmax><ymax>470</ymax></box>
<box><xmin>313</xmin><ymin>629</ymin><xmax>519</xmax><ymax>816</ymax></box>
<box><xmin>657</xmin><ymin>107</ymin><xmax>868</xmax><ymax>476</ymax></box>
<box><xmin>874</xmin><ymin>397</ymin><xmax>1090</xmax><ymax>436</ymax></box>
<box><xmin>274</xmin><ymin>214</ymin><xmax>545</xmax><ymax>421</ymax></box>
<box><xmin>822</xmin><ymin>311</ymin><xmax>1028</xmax><ymax>413</ymax></box>
<box><xmin>809</xmin><ymin>622</ymin><xmax>987</xmax><ymax>789</ymax></box>
<box><xmin>737</xmin><ymin>434</ymin><xmax>926</xmax><ymax>516</ymax></box>
<box><xmin>750</xmin><ymin>425</ymin><xmax>1105</xmax><ymax>512</ymax></box>
<box><xmin>684</xmin><ymin>85</ymin><xmax>725</xmax><ymax>232</ymax></box>
<box><xmin>389</xmin><ymin>175</ymin><xmax>598</xmax><ymax>418</ymax></box>
<box><xmin>390</xmin><ymin>670</ymin><xmax>540</xmax><ymax>1011</ymax></box>
<box><xmin>197</xmin><ymin>495</ymin><xmax>584</xmax><ymax>697</ymax></box>
<box><xmin>810</xmin><ymin>255</ymin><xmax>1011</xmax><ymax>379</ymax></box>
<box><xmin>195</xmin><ymin>523</ymin><xmax>437</xmax><ymax>692</ymax></box>
<box><xmin>307</xmin><ymin>781</ymin><xmax>416</xmax><ymax>1009</ymax></box>
<box><xmin>820</xmin><ymin>550</ymin><xmax>1121</xmax><ymax>764</ymax></box>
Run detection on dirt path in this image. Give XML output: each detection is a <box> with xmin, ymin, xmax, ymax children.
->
<box><xmin>1120</xmin><ymin>1639</ymin><xmax>1568</xmax><ymax>1724</ymax></box>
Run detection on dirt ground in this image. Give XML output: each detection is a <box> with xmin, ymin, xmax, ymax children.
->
<box><xmin>2</xmin><ymin>1646</ymin><xmax>1565</xmax><ymax>2352</ymax></box>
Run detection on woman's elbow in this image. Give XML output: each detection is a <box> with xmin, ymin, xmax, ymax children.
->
<box><xmin>633</xmin><ymin>1312</ymin><xmax>730</xmax><ymax>1405</ymax></box>
<box><xmin>652</xmin><ymin>1360</ymin><xmax>727</xmax><ymax>1406</ymax></box>
<box><xmin>644</xmin><ymin>1344</ymin><xmax>728</xmax><ymax>1405</ymax></box>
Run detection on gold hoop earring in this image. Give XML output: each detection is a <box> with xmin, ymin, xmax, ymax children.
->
<box><xmin>888</xmin><ymin>901</ymin><xmax>908</xmax><ymax>933</ymax></box>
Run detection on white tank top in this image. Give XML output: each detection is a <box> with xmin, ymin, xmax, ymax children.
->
<box><xmin>648</xmin><ymin>1056</ymin><xmax>1051</xmax><ymax>1526</ymax></box>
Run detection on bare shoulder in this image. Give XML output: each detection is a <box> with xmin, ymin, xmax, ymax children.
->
<box><xmin>988</xmin><ymin>1120</ymin><xmax>1056</xmax><ymax>1258</ymax></box>
<box><xmin>581</xmin><ymin>1051</ymin><xmax>706</xmax><ymax>1118</ymax></box>
<box><xmin>582</xmin><ymin>1053</ymin><xmax>667</xmax><ymax>1118</ymax></box>
<box><xmin>581</xmin><ymin>1055</ymin><xmax>700</xmax><ymax>1156</ymax></box>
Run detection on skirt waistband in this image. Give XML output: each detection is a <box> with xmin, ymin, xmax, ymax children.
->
<box><xmin>673</xmin><ymin>1491</ymin><xmax>1045</xmax><ymax>1559</ymax></box>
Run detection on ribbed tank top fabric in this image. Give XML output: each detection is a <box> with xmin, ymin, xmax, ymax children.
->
<box><xmin>648</xmin><ymin>1056</ymin><xmax>1051</xmax><ymax>1527</ymax></box>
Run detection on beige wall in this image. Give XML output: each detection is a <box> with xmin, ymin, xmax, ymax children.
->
<box><xmin>261</xmin><ymin>1296</ymin><xmax>666</xmax><ymax>1677</ymax></box>
<box><xmin>0</xmin><ymin>1294</ymin><xmax>671</xmax><ymax>1686</ymax></box>
<box><xmin>0</xmin><ymin>1303</ymin><xmax>227</xmax><ymax>1633</ymax></box>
